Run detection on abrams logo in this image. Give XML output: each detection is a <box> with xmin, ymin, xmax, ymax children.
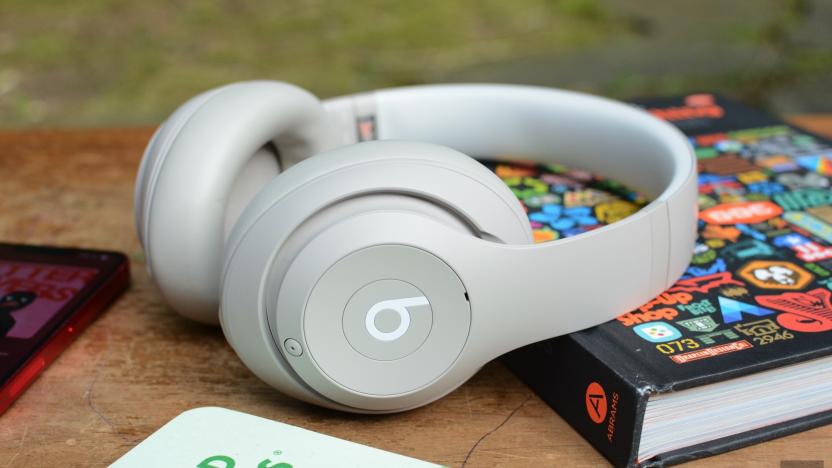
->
<box><xmin>585</xmin><ymin>382</ymin><xmax>607</xmax><ymax>424</ymax></box>
<box><xmin>585</xmin><ymin>381</ymin><xmax>620</xmax><ymax>443</ymax></box>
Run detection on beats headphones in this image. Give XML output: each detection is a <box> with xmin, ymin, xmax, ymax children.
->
<box><xmin>135</xmin><ymin>81</ymin><xmax>697</xmax><ymax>413</ymax></box>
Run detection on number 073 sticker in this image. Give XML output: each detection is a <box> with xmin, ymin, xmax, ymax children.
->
<box><xmin>655</xmin><ymin>339</ymin><xmax>700</xmax><ymax>355</ymax></box>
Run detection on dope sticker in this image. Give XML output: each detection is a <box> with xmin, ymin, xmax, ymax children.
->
<box><xmin>699</xmin><ymin>201</ymin><xmax>783</xmax><ymax>225</ymax></box>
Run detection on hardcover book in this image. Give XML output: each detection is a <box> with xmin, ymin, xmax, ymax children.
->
<box><xmin>495</xmin><ymin>94</ymin><xmax>832</xmax><ymax>467</ymax></box>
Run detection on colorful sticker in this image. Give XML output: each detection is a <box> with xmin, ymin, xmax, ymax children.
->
<box><xmin>676</xmin><ymin>316</ymin><xmax>720</xmax><ymax>333</ymax></box>
<box><xmin>699</xmin><ymin>201</ymin><xmax>783</xmax><ymax>225</ymax></box>
<box><xmin>783</xmin><ymin>211</ymin><xmax>832</xmax><ymax>243</ymax></box>
<box><xmin>670</xmin><ymin>340</ymin><xmax>753</xmax><ymax>364</ymax></box>
<box><xmin>737</xmin><ymin>260</ymin><xmax>814</xmax><ymax>290</ymax></box>
<box><xmin>756</xmin><ymin>288</ymin><xmax>832</xmax><ymax>333</ymax></box>
<box><xmin>717</xmin><ymin>296</ymin><xmax>775</xmax><ymax>324</ymax></box>
<box><xmin>633</xmin><ymin>322</ymin><xmax>683</xmax><ymax>343</ymax></box>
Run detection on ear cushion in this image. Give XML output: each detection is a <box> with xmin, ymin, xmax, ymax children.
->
<box><xmin>224</xmin><ymin>141</ymin><xmax>533</xmax><ymax>266</ymax></box>
<box><xmin>136</xmin><ymin>81</ymin><xmax>328</xmax><ymax>324</ymax></box>
<box><xmin>135</xmin><ymin>86</ymin><xmax>229</xmax><ymax>248</ymax></box>
<box><xmin>219</xmin><ymin>140</ymin><xmax>533</xmax><ymax>410</ymax></box>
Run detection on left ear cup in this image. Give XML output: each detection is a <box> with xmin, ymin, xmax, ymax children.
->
<box><xmin>220</xmin><ymin>140</ymin><xmax>533</xmax><ymax>412</ymax></box>
<box><xmin>135</xmin><ymin>85</ymin><xmax>235</xmax><ymax>250</ymax></box>
<box><xmin>135</xmin><ymin>81</ymin><xmax>329</xmax><ymax>324</ymax></box>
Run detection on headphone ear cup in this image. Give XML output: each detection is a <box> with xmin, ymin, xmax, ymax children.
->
<box><xmin>136</xmin><ymin>81</ymin><xmax>329</xmax><ymax>324</ymax></box>
<box><xmin>135</xmin><ymin>86</ymin><xmax>228</xmax><ymax>249</ymax></box>
<box><xmin>220</xmin><ymin>140</ymin><xmax>533</xmax><ymax>411</ymax></box>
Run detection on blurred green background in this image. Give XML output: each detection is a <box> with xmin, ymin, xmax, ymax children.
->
<box><xmin>0</xmin><ymin>0</ymin><xmax>830</xmax><ymax>127</ymax></box>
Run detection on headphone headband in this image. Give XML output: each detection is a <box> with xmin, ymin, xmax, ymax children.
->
<box><xmin>324</xmin><ymin>84</ymin><xmax>694</xmax><ymax>200</ymax></box>
<box><xmin>322</xmin><ymin>84</ymin><xmax>697</xmax><ymax>293</ymax></box>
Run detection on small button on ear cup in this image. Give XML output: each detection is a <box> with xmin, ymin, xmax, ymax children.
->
<box><xmin>136</xmin><ymin>81</ymin><xmax>328</xmax><ymax>324</ymax></box>
<box><xmin>220</xmin><ymin>140</ymin><xmax>534</xmax><ymax>412</ymax></box>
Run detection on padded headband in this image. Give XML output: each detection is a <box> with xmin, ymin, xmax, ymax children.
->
<box><xmin>324</xmin><ymin>84</ymin><xmax>697</xmax><ymax>290</ymax></box>
<box><xmin>325</xmin><ymin>84</ymin><xmax>692</xmax><ymax>202</ymax></box>
<box><xmin>324</xmin><ymin>84</ymin><xmax>697</xmax><ymax>284</ymax></box>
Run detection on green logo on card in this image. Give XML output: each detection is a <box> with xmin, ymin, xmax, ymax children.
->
<box><xmin>197</xmin><ymin>455</ymin><xmax>293</xmax><ymax>468</ymax></box>
<box><xmin>676</xmin><ymin>316</ymin><xmax>719</xmax><ymax>333</ymax></box>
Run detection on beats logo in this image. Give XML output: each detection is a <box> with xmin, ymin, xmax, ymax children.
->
<box><xmin>365</xmin><ymin>296</ymin><xmax>429</xmax><ymax>342</ymax></box>
<box><xmin>585</xmin><ymin>381</ymin><xmax>607</xmax><ymax>424</ymax></box>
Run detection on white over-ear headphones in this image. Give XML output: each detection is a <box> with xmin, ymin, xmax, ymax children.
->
<box><xmin>135</xmin><ymin>81</ymin><xmax>697</xmax><ymax>413</ymax></box>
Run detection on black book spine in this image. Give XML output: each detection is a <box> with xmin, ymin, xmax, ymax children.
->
<box><xmin>503</xmin><ymin>336</ymin><xmax>649</xmax><ymax>467</ymax></box>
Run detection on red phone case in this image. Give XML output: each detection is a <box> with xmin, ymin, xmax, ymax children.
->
<box><xmin>0</xmin><ymin>245</ymin><xmax>130</xmax><ymax>415</ymax></box>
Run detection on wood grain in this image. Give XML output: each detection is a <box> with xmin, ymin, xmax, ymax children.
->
<box><xmin>0</xmin><ymin>120</ymin><xmax>830</xmax><ymax>467</ymax></box>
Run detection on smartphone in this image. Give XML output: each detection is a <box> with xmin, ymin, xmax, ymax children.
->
<box><xmin>0</xmin><ymin>243</ymin><xmax>130</xmax><ymax>415</ymax></box>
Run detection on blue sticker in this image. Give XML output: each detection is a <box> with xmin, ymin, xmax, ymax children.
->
<box><xmin>721</xmin><ymin>239</ymin><xmax>776</xmax><ymax>260</ymax></box>
<box><xmin>746</xmin><ymin>181</ymin><xmax>785</xmax><ymax>196</ymax></box>
<box><xmin>633</xmin><ymin>322</ymin><xmax>683</xmax><ymax>343</ymax></box>
<box><xmin>783</xmin><ymin>211</ymin><xmax>832</xmax><ymax>244</ymax></box>
<box><xmin>735</xmin><ymin>223</ymin><xmax>767</xmax><ymax>241</ymax></box>
<box><xmin>683</xmin><ymin>258</ymin><xmax>727</xmax><ymax>278</ymax></box>
<box><xmin>718</xmin><ymin>297</ymin><xmax>775</xmax><ymax>324</ymax></box>
<box><xmin>773</xmin><ymin>233</ymin><xmax>811</xmax><ymax>248</ymax></box>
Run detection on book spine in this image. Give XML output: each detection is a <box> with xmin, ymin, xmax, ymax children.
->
<box><xmin>503</xmin><ymin>336</ymin><xmax>647</xmax><ymax>467</ymax></box>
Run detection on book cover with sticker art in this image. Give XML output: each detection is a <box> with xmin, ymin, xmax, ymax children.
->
<box><xmin>498</xmin><ymin>94</ymin><xmax>832</xmax><ymax>468</ymax></box>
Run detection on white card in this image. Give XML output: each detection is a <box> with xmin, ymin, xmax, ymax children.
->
<box><xmin>111</xmin><ymin>407</ymin><xmax>444</xmax><ymax>468</ymax></box>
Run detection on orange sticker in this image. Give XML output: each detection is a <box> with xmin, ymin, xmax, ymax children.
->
<box><xmin>699</xmin><ymin>201</ymin><xmax>783</xmax><ymax>225</ymax></box>
<box><xmin>649</xmin><ymin>103</ymin><xmax>724</xmax><ymax>122</ymax></box>
<box><xmin>669</xmin><ymin>272</ymin><xmax>744</xmax><ymax>294</ymax></box>
<box><xmin>670</xmin><ymin>340</ymin><xmax>753</xmax><ymax>364</ymax></box>
<box><xmin>617</xmin><ymin>308</ymin><xmax>678</xmax><ymax>326</ymax></box>
<box><xmin>757</xmin><ymin>288</ymin><xmax>832</xmax><ymax>333</ymax></box>
<box><xmin>685</xmin><ymin>94</ymin><xmax>715</xmax><ymax>107</ymax></box>
<box><xmin>638</xmin><ymin>291</ymin><xmax>693</xmax><ymax>312</ymax></box>
<box><xmin>702</xmin><ymin>224</ymin><xmax>742</xmax><ymax>242</ymax></box>
<box><xmin>738</xmin><ymin>260</ymin><xmax>814</xmax><ymax>290</ymax></box>
<box><xmin>585</xmin><ymin>382</ymin><xmax>607</xmax><ymax>424</ymax></box>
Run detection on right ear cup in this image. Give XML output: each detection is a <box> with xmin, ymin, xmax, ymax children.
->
<box><xmin>220</xmin><ymin>140</ymin><xmax>533</xmax><ymax>412</ymax></box>
<box><xmin>135</xmin><ymin>81</ymin><xmax>329</xmax><ymax>324</ymax></box>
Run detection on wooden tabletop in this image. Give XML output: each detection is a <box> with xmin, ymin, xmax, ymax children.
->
<box><xmin>1</xmin><ymin>116</ymin><xmax>831</xmax><ymax>468</ymax></box>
